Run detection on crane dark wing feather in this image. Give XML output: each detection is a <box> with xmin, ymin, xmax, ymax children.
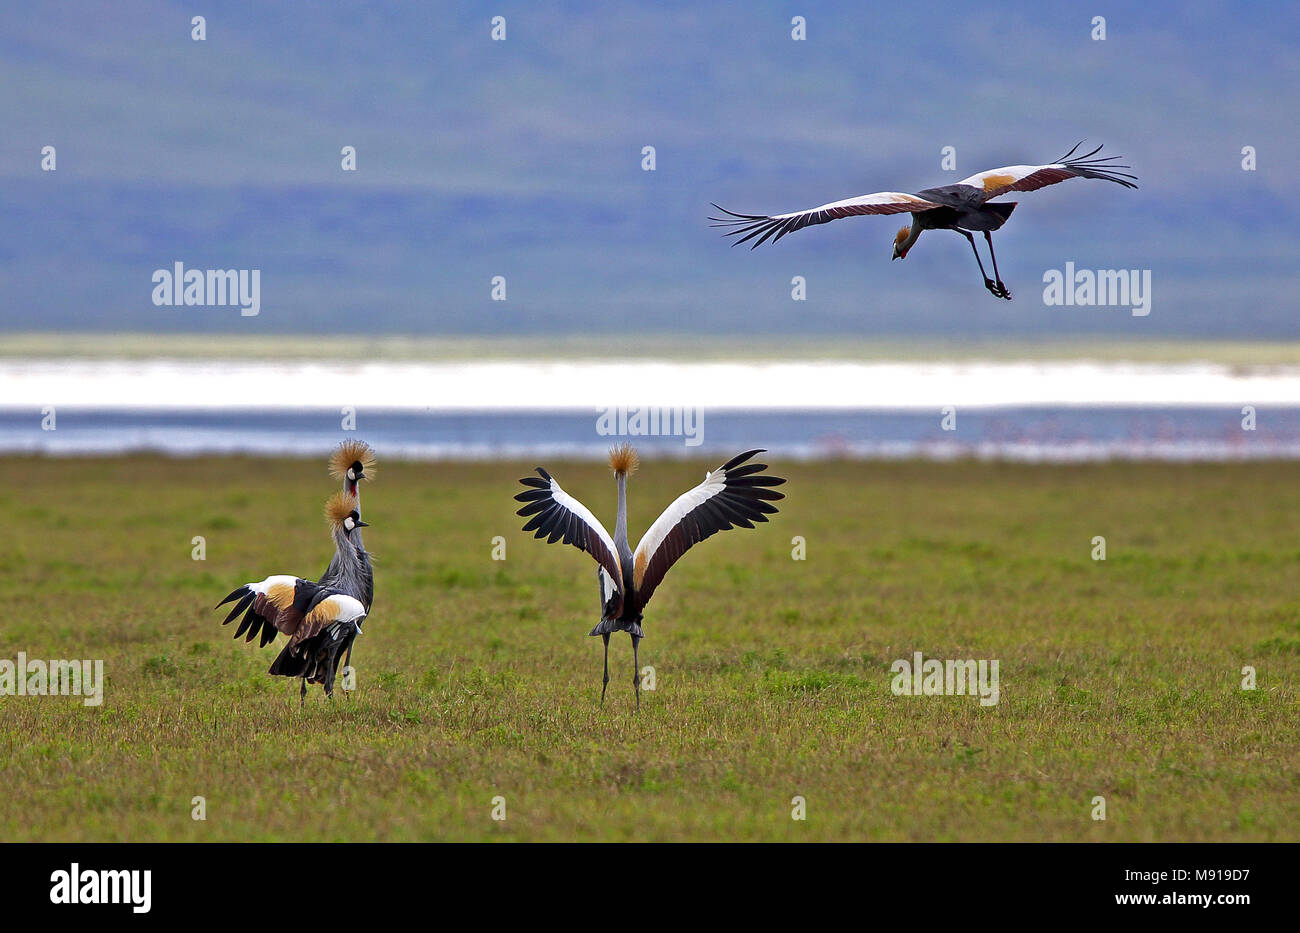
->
<box><xmin>216</xmin><ymin>576</ymin><xmax>322</xmax><ymax>649</ymax></box>
<box><xmin>515</xmin><ymin>468</ymin><xmax>625</xmax><ymax>618</ymax></box>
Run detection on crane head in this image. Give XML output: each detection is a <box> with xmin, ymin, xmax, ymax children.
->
<box><xmin>608</xmin><ymin>443</ymin><xmax>639</xmax><ymax>477</ymax></box>
<box><xmin>328</xmin><ymin>440</ymin><xmax>377</xmax><ymax>493</ymax></box>
<box><xmin>892</xmin><ymin>226</ymin><xmax>912</xmax><ymax>260</ymax></box>
<box><xmin>325</xmin><ymin>492</ymin><xmax>370</xmax><ymax>536</ymax></box>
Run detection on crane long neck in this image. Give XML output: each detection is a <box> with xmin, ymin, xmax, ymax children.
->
<box><xmin>332</xmin><ymin>524</ymin><xmax>360</xmax><ymax>560</ymax></box>
<box><xmin>348</xmin><ymin>481</ymin><xmax>363</xmax><ymax>549</ymax></box>
<box><xmin>614</xmin><ymin>473</ymin><xmax>631</xmax><ymax>558</ymax></box>
<box><xmin>329</xmin><ymin>524</ymin><xmax>369</xmax><ymax>592</ymax></box>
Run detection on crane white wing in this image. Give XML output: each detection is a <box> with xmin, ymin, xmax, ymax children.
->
<box><xmin>957</xmin><ymin>144</ymin><xmax>1137</xmax><ymax>201</ymax></box>
<box><xmin>295</xmin><ymin>593</ymin><xmax>367</xmax><ymax>646</ymax></box>
<box><xmin>710</xmin><ymin>192</ymin><xmax>944</xmax><ymax>248</ymax></box>
<box><xmin>215</xmin><ymin>575</ymin><xmax>364</xmax><ymax>648</ymax></box>
<box><xmin>632</xmin><ymin>450</ymin><xmax>785</xmax><ymax>609</ymax></box>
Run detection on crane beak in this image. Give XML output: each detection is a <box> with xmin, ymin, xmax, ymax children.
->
<box><xmin>356</xmin><ymin>519</ymin><xmax>370</xmax><ymax>527</ymax></box>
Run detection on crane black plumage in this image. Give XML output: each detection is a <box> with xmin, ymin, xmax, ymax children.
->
<box><xmin>515</xmin><ymin>445</ymin><xmax>786</xmax><ymax>708</ymax></box>
<box><xmin>323</xmin><ymin>440</ymin><xmax>376</xmax><ymax>684</ymax></box>
<box><xmin>215</xmin><ymin>492</ymin><xmax>371</xmax><ymax>703</ymax></box>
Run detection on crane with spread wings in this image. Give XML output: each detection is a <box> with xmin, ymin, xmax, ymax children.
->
<box><xmin>515</xmin><ymin>445</ymin><xmax>786</xmax><ymax>708</ymax></box>
<box><xmin>711</xmin><ymin>142</ymin><xmax>1137</xmax><ymax>300</ymax></box>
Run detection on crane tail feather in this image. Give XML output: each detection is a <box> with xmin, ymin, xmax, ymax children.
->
<box><xmin>588</xmin><ymin>619</ymin><xmax>643</xmax><ymax>637</ymax></box>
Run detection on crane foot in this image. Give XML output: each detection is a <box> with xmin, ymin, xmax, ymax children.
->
<box><xmin>985</xmin><ymin>279</ymin><xmax>1012</xmax><ymax>300</ymax></box>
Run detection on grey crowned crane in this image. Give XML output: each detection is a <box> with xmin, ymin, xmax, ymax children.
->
<box><xmin>515</xmin><ymin>445</ymin><xmax>786</xmax><ymax>708</ymax></box>
<box><xmin>711</xmin><ymin>142</ymin><xmax>1137</xmax><ymax>300</ymax></box>
<box><xmin>323</xmin><ymin>440</ymin><xmax>376</xmax><ymax>681</ymax></box>
<box><xmin>216</xmin><ymin>492</ymin><xmax>370</xmax><ymax>703</ymax></box>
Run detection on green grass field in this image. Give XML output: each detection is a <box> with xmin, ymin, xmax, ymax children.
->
<box><xmin>3</xmin><ymin>455</ymin><xmax>1299</xmax><ymax>841</ymax></box>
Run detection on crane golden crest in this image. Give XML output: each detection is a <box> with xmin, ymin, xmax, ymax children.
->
<box><xmin>328</xmin><ymin>439</ymin><xmax>376</xmax><ymax>483</ymax></box>
<box><xmin>608</xmin><ymin>443</ymin><xmax>639</xmax><ymax>477</ymax></box>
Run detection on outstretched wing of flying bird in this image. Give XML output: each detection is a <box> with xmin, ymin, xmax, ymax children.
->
<box><xmin>516</xmin><ymin>468</ymin><xmax>624</xmax><ymax>618</ymax></box>
<box><xmin>710</xmin><ymin>192</ymin><xmax>945</xmax><ymax>248</ymax></box>
<box><xmin>956</xmin><ymin>142</ymin><xmax>1138</xmax><ymax>202</ymax></box>
<box><xmin>631</xmin><ymin>449</ymin><xmax>786</xmax><ymax>610</ymax></box>
<box><xmin>216</xmin><ymin>576</ymin><xmax>365</xmax><ymax>648</ymax></box>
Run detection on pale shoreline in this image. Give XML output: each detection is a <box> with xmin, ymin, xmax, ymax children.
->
<box><xmin>4</xmin><ymin>356</ymin><xmax>1300</xmax><ymax>411</ymax></box>
<box><xmin>6</xmin><ymin>332</ymin><xmax>1300</xmax><ymax>365</ymax></box>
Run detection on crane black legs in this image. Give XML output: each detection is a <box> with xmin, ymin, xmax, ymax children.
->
<box><xmin>984</xmin><ymin>231</ymin><xmax>1009</xmax><ymax>299</ymax></box>
<box><xmin>600</xmin><ymin>633</ymin><xmax>611</xmax><ymax>705</ymax></box>
<box><xmin>631</xmin><ymin>635</ymin><xmax>642</xmax><ymax>711</ymax></box>
<box><xmin>599</xmin><ymin>631</ymin><xmax>641</xmax><ymax>709</ymax></box>
<box><xmin>958</xmin><ymin>229</ymin><xmax>1011</xmax><ymax>300</ymax></box>
<box><xmin>299</xmin><ymin>676</ymin><xmax>307</xmax><ymax>706</ymax></box>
